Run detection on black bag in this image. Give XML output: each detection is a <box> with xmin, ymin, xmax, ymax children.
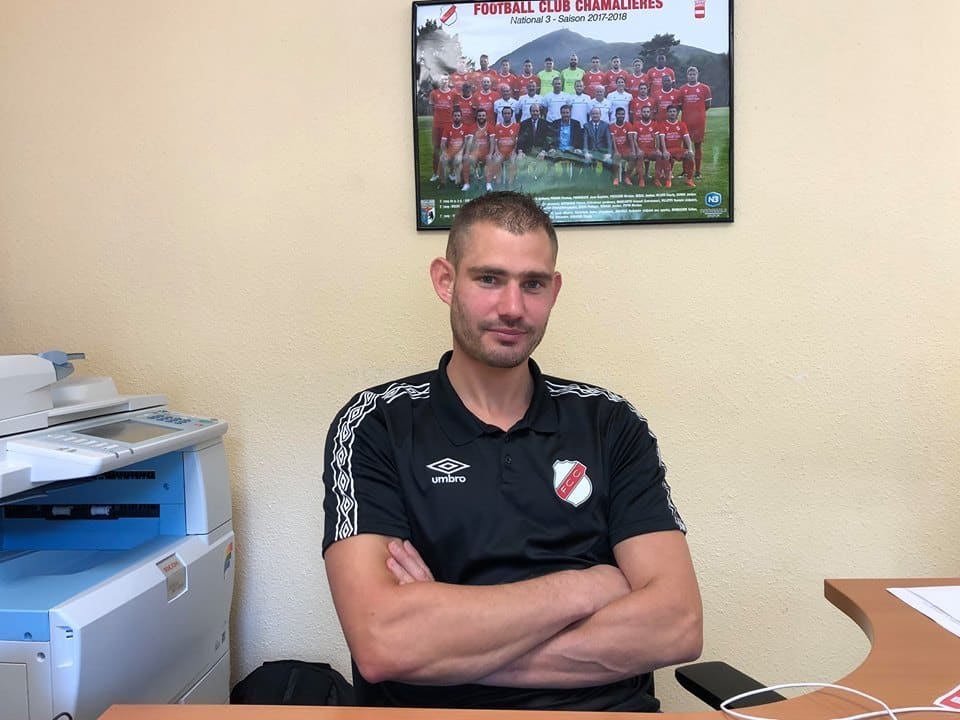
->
<box><xmin>230</xmin><ymin>660</ymin><xmax>355</xmax><ymax>706</ymax></box>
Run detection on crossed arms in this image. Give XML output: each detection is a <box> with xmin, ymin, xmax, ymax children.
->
<box><xmin>324</xmin><ymin>529</ymin><xmax>702</xmax><ymax>688</ymax></box>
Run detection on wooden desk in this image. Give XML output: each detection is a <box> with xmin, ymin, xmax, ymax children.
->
<box><xmin>100</xmin><ymin>578</ymin><xmax>960</xmax><ymax>720</ymax></box>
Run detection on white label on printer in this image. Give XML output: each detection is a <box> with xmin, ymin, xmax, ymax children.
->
<box><xmin>157</xmin><ymin>554</ymin><xmax>187</xmax><ymax>601</ymax></box>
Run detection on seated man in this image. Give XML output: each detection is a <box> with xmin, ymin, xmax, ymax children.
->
<box><xmin>516</xmin><ymin>103</ymin><xmax>553</xmax><ymax>183</ymax></box>
<box><xmin>546</xmin><ymin>103</ymin><xmax>586</xmax><ymax>173</ymax></box>
<box><xmin>322</xmin><ymin>192</ymin><xmax>702</xmax><ymax>712</ymax></box>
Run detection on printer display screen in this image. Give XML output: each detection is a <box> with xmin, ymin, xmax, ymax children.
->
<box><xmin>78</xmin><ymin>420</ymin><xmax>181</xmax><ymax>444</ymax></box>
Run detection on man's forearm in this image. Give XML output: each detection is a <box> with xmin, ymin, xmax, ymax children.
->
<box><xmin>476</xmin><ymin>578</ymin><xmax>702</xmax><ymax>688</ymax></box>
<box><xmin>325</xmin><ymin>536</ymin><xmax>631</xmax><ymax>687</ymax></box>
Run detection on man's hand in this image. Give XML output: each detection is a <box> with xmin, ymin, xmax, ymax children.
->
<box><xmin>387</xmin><ymin>539</ymin><xmax>434</xmax><ymax>584</ymax></box>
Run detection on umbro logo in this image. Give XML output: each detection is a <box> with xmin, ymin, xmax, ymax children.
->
<box><xmin>427</xmin><ymin>457</ymin><xmax>470</xmax><ymax>484</ymax></box>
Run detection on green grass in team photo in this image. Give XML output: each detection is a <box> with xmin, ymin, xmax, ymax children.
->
<box><xmin>416</xmin><ymin>107</ymin><xmax>730</xmax><ymax>223</ymax></box>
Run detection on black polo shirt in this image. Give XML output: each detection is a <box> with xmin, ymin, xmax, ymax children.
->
<box><xmin>322</xmin><ymin>352</ymin><xmax>685</xmax><ymax>710</ymax></box>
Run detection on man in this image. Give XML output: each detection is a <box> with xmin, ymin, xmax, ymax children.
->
<box><xmin>607</xmin><ymin>76</ymin><xmax>633</xmax><ymax>125</ymax></box>
<box><xmin>679</xmin><ymin>66</ymin><xmax>712</xmax><ymax>179</ymax></box>
<box><xmin>646</xmin><ymin>53</ymin><xmax>676</xmax><ymax>96</ymax></box>
<box><xmin>631</xmin><ymin>104</ymin><xmax>663</xmax><ymax>187</ymax></box>
<box><xmin>583</xmin><ymin>55</ymin><xmax>607</xmax><ymax>97</ymax></box>
<box><xmin>515</xmin><ymin>80</ymin><xmax>543</xmax><ymax>123</ymax></box>
<box><xmin>542</xmin><ymin>76</ymin><xmax>570</xmax><ymax>122</ymax></box>
<box><xmin>589</xmin><ymin>85</ymin><xmax>613</xmax><ymax>126</ymax></box>
<box><xmin>490</xmin><ymin>105</ymin><xmax>520</xmax><ymax>188</ymax></box>
<box><xmin>518</xmin><ymin>58</ymin><xmax>540</xmax><ymax>94</ymax></box>
<box><xmin>457</xmin><ymin>82</ymin><xmax>476</xmax><ymax>128</ymax></box>
<box><xmin>625</xmin><ymin>57</ymin><xmax>648</xmax><ymax>95</ymax></box>
<box><xmin>323</xmin><ymin>191</ymin><xmax>702</xmax><ymax>711</ymax></box>
<box><xmin>439</xmin><ymin>107</ymin><xmax>472</xmax><ymax>189</ymax></box>
<box><xmin>605</xmin><ymin>55</ymin><xmax>629</xmax><ymax>94</ymax></box>
<box><xmin>609</xmin><ymin>106</ymin><xmax>638</xmax><ymax>186</ymax></box>
<box><xmin>464</xmin><ymin>107</ymin><xmax>493</xmax><ymax>192</ymax></box>
<box><xmin>658</xmin><ymin>104</ymin><xmax>695</xmax><ymax>188</ymax></box>
<box><xmin>489</xmin><ymin>105</ymin><xmax>520</xmax><ymax>189</ymax></box>
<box><xmin>559</xmin><ymin>53</ymin><xmax>585</xmax><ymax>94</ymax></box>
<box><xmin>517</xmin><ymin>102</ymin><xmax>553</xmax><ymax>181</ymax></box>
<box><xmin>567</xmin><ymin>79</ymin><xmax>592</xmax><ymax>126</ymax></box>
<box><xmin>493</xmin><ymin>83</ymin><xmax>519</xmax><ymax>126</ymax></box>
<box><xmin>428</xmin><ymin>74</ymin><xmax>456</xmax><ymax>182</ymax></box>
<box><xmin>583</xmin><ymin>105</ymin><xmax>612</xmax><ymax>164</ymax></box>
<box><xmin>473</xmin><ymin>75</ymin><xmax>498</xmax><ymax>122</ymax></box>
<box><xmin>497</xmin><ymin>59</ymin><xmax>522</xmax><ymax>100</ymax></box>
<box><xmin>473</xmin><ymin>54</ymin><xmax>499</xmax><ymax>91</ymax></box>
<box><xmin>653</xmin><ymin>73</ymin><xmax>682</xmax><ymax>122</ymax></box>
<box><xmin>450</xmin><ymin>57</ymin><xmax>471</xmax><ymax>95</ymax></box>
<box><xmin>537</xmin><ymin>56</ymin><xmax>560</xmax><ymax>94</ymax></box>
<box><xmin>628</xmin><ymin>81</ymin><xmax>655</xmax><ymax>124</ymax></box>
<box><xmin>547</xmin><ymin>103</ymin><xmax>585</xmax><ymax>171</ymax></box>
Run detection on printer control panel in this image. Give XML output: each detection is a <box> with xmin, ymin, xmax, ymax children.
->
<box><xmin>2</xmin><ymin>407</ymin><xmax>228</xmax><ymax>489</ymax></box>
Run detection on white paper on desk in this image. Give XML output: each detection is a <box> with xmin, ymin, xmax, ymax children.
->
<box><xmin>888</xmin><ymin>586</ymin><xmax>960</xmax><ymax>639</ymax></box>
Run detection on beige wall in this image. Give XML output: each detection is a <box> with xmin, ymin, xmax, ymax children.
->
<box><xmin>2</xmin><ymin>1</ymin><xmax>958</xmax><ymax>711</ymax></box>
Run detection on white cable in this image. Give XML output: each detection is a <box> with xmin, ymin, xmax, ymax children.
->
<box><xmin>718</xmin><ymin>682</ymin><xmax>960</xmax><ymax>720</ymax></box>
<box><xmin>719</xmin><ymin>682</ymin><xmax>897</xmax><ymax>720</ymax></box>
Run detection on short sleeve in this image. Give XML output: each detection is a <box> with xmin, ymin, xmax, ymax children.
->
<box><xmin>322</xmin><ymin>390</ymin><xmax>410</xmax><ymax>554</ymax></box>
<box><xmin>606</xmin><ymin>401</ymin><xmax>686</xmax><ymax>548</ymax></box>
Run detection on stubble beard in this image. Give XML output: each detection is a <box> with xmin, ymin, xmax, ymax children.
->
<box><xmin>449</xmin><ymin>293</ymin><xmax>547</xmax><ymax>369</ymax></box>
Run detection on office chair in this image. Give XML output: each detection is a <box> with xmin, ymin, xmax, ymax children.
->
<box><xmin>675</xmin><ymin>661</ymin><xmax>786</xmax><ymax>710</ymax></box>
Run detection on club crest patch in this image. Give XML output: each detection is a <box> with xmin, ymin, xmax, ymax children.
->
<box><xmin>552</xmin><ymin>460</ymin><xmax>592</xmax><ymax>507</ymax></box>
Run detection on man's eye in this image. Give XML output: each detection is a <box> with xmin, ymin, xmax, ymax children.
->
<box><xmin>478</xmin><ymin>275</ymin><xmax>498</xmax><ymax>285</ymax></box>
<box><xmin>523</xmin><ymin>280</ymin><xmax>545</xmax><ymax>291</ymax></box>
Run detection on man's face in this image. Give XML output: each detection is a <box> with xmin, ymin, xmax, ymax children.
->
<box><xmin>480</xmin><ymin>55</ymin><xmax>489</xmax><ymax>70</ymax></box>
<box><xmin>590</xmin><ymin>107</ymin><xmax>602</xmax><ymax>123</ymax></box>
<box><xmin>666</xmin><ymin>106</ymin><xmax>678</xmax><ymax>122</ymax></box>
<box><xmin>656</xmin><ymin>54</ymin><xmax>666</xmax><ymax>68</ymax></box>
<box><xmin>523</xmin><ymin>61</ymin><xmax>533</xmax><ymax>74</ymax></box>
<box><xmin>447</xmin><ymin>221</ymin><xmax>560</xmax><ymax>370</ymax></box>
<box><xmin>591</xmin><ymin>57</ymin><xmax>601</xmax><ymax>71</ymax></box>
<box><xmin>544</xmin><ymin>59</ymin><xmax>554</xmax><ymax>71</ymax></box>
<box><xmin>638</xmin><ymin>82</ymin><xmax>649</xmax><ymax>97</ymax></box>
<box><xmin>439</xmin><ymin>74</ymin><xmax>450</xmax><ymax>89</ymax></box>
<box><xmin>453</xmin><ymin>109</ymin><xmax>462</xmax><ymax>125</ymax></box>
<box><xmin>500</xmin><ymin>85</ymin><xmax>511</xmax><ymax>98</ymax></box>
<box><xmin>662</xmin><ymin>76</ymin><xmax>673</xmax><ymax>90</ymax></box>
<box><xmin>461</xmin><ymin>82</ymin><xmax>472</xmax><ymax>98</ymax></box>
<box><xmin>527</xmin><ymin>82</ymin><xmax>537</xmax><ymax>96</ymax></box>
<box><xmin>482</xmin><ymin>77</ymin><xmax>492</xmax><ymax>92</ymax></box>
<box><xmin>529</xmin><ymin>104</ymin><xmax>541</xmax><ymax>120</ymax></box>
<box><xmin>633</xmin><ymin>59</ymin><xmax>643</xmax><ymax>74</ymax></box>
<box><xmin>560</xmin><ymin>105</ymin><xmax>571</xmax><ymax>122</ymax></box>
<box><xmin>687</xmin><ymin>67</ymin><xmax>699</xmax><ymax>83</ymax></box>
<box><xmin>615</xmin><ymin>108</ymin><xmax>625</xmax><ymax>124</ymax></box>
<box><xmin>552</xmin><ymin>77</ymin><xmax>562</xmax><ymax>93</ymax></box>
<box><xmin>501</xmin><ymin>107</ymin><xmax>513</xmax><ymax>123</ymax></box>
<box><xmin>594</xmin><ymin>87</ymin><xmax>605</xmax><ymax>100</ymax></box>
<box><xmin>476</xmin><ymin>109</ymin><xmax>487</xmax><ymax>125</ymax></box>
<box><xmin>641</xmin><ymin>105</ymin><xmax>652</xmax><ymax>122</ymax></box>
<box><xmin>574</xmin><ymin>80</ymin><xmax>585</xmax><ymax>95</ymax></box>
<box><xmin>569</xmin><ymin>54</ymin><xmax>578</xmax><ymax>68</ymax></box>
<box><xmin>616</xmin><ymin>77</ymin><xmax>626</xmax><ymax>92</ymax></box>
<box><xmin>501</xmin><ymin>61</ymin><xmax>510</xmax><ymax>74</ymax></box>
<box><xmin>611</xmin><ymin>57</ymin><xmax>621</xmax><ymax>70</ymax></box>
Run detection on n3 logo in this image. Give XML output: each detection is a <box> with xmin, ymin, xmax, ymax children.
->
<box><xmin>705</xmin><ymin>192</ymin><xmax>722</xmax><ymax>207</ymax></box>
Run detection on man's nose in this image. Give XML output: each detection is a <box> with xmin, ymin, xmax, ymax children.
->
<box><xmin>497</xmin><ymin>282</ymin><xmax>524</xmax><ymax>318</ymax></box>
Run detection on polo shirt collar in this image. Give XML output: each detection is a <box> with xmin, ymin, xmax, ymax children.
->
<box><xmin>432</xmin><ymin>351</ymin><xmax>559</xmax><ymax>445</ymax></box>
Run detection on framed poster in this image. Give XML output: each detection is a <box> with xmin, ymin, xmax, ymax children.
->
<box><xmin>412</xmin><ymin>0</ymin><xmax>733</xmax><ymax>229</ymax></box>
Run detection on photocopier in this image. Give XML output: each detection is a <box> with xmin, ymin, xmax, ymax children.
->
<box><xmin>0</xmin><ymin>352</ymin><xmax>235</xmax><ymax>720</ymax></box>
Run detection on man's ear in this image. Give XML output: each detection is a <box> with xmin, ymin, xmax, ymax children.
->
<box><xmin>430</xmin><ymin>257</ymin><xmax>455</xmax><ymax>306</ymax></box>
